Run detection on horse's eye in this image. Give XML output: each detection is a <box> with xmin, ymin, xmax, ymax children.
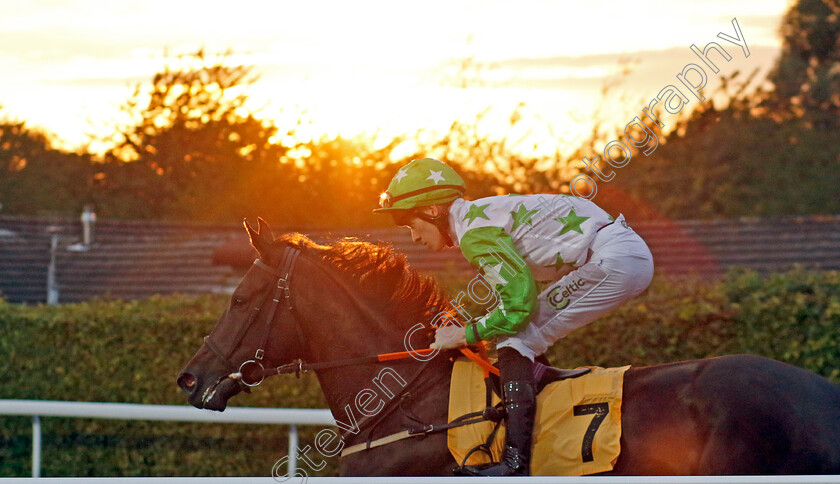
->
<box><xmin>233</xmin><ymin>296</ymin><xmax>246</xmax><ymax>306</ymax></box>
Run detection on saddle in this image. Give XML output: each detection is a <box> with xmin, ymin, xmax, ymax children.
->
<box><xmin>485</xmin><ymin>360</ymin><xmax>592</xmax><ymax>400</ymax></box>
<box><xmin>537</xmin><ymin>366</ymin><xmax>593</xmax><ymax>390</ymax></box>
<box><xmin>447</xmin><ymin>358</ymin><xmax>629</xmax><ymax>476</ymax></box>
<box><xmin>458</xmin><ymin>356</ymin><xmax>592</xmax><ymax>461</ymax></box>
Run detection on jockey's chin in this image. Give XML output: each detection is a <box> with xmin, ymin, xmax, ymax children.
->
<box><xmin>410</xmin><ymin>226</ymin><xmax>449</xmax><ymax>251</ymax></box>
<box><xmin>423</xmin><ymin>235</ymin><xmax>449</xmax><ymax>252</ymax></box>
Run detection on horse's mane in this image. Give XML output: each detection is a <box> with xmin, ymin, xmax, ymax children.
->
<box><xmin>274</xmin><ymin>233</ymin><xmax>451</xmax><ymax>330</ymax></box>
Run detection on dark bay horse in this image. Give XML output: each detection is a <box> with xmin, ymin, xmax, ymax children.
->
<box><xmin>178</xmin><ymin>220</ymin><xmax>840</xmax><ymax>476</ymax></box>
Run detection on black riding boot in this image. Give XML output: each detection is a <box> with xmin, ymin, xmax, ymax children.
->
<box><xmin>461</xmin><ymin>348</ymin><xmax>536</xmax><ymax>476</ymax></box>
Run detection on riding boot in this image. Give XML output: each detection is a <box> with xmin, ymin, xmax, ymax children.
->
<box><xmin>461</xmin><ymin>348</ymin><xmax>536</xmax><ymax>476</ymax></box>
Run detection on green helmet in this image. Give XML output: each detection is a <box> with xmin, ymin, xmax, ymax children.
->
<box><xmin>374</xmin><ymin>158</ymin><xmax>465</xmax><ymax>214</ymax></box>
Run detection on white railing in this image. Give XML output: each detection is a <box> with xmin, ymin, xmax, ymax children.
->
<box><xmin>2</xmin><ymin>401</ymin><xmax>840</xmax><ymax>483</ymax></box>
<box><xmin>0</xmin><ymin>400</ymin><xmax>335</xmax><ymax>479</ymax></box>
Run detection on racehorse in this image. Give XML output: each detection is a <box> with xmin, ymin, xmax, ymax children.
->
<box><xmin>178</xmin><ymin>219</ymin><xmax>840</xmax><ymax>476</ymax></box>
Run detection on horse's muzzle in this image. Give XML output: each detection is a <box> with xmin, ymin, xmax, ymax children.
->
<box><xmin>177</xmin><ymin>369</ymin><xmax>244</xmax><ymax>411</ymax></box>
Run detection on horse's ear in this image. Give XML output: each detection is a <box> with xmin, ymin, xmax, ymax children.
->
<box><xmin>244</xmin><ymin>217</ymin><xmax>273</xmax><ymax>259</ymax></box>
<box><xmin>257</xmin><ymin>217</ymin><xmax>274</xmax><ymax>241</ymax></box>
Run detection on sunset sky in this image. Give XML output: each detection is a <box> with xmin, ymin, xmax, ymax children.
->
<box><xmin>0</xmin><ymin>0</ymin><xmax>790</xmax><ymax>155</ymax></box>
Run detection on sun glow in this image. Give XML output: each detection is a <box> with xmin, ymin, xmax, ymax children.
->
<box><xmin>0</xmin><ymin>0</ymin><xmax>788</xmax><ymax>156</ymax></box>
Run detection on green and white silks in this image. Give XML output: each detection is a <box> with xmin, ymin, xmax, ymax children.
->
<box><xmin>448</xmin><ymin>194</ymin><xmax>614</xmax><ymax>344</ymax></box>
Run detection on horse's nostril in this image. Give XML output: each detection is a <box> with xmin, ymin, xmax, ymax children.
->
<box><xmin>178</xmin><ymin>373</ymin><xmax>197</xmax><ymax>392</ymax></box>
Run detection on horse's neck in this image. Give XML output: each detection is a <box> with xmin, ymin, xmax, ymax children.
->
<box><xmin>300</xmin><ymin>258</ymin><xmax>412</xmax><ymax>361</ymax></box>
<box><xmin>313</xmin><ymin>356</ymin><xmax>453</xmax><ymax>445</ymax></box>
<box><xmin>297</xmin><ymin>256</ymin><xmax>451</xmax><ymax>442</ymax></box>
<box><xmin>308</xmin><ymin>319</ymin><xmax>450</xmax><ymax>443</ymax></box>
<box><xmin>308</xmin><ymin>286</ymin><xmax>451</xmax><ymax>443</ymax></box>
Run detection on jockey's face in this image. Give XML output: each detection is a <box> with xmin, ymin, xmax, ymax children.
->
<box><xmin>404</xmin><ymin>206</ymin><xmax>448</xmax><ymax>252</ymax></box>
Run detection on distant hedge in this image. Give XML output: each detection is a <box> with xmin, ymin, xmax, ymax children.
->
<box><xmin>1</xmin><ymin>268</ymin><xmax>839</xmax><ymax>477</ymax></box>
<box><xmin>0</xmin><ymin>295</ymin><xmax>331</xmax><ymax>477</ymax></box>
<box><xmin>547</xmin><ymin>267</ymin><xmax>840</xmax><ymax>381</ymax></box>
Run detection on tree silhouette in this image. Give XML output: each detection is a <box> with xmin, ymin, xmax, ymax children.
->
<box><xmin>0</xmin><ymin>111</ymin><xmax>93</xmax><ymax>216</ymax></box>
<box><xmin>765</xmin><ymin>0</ymin><xmax>840</xmax><ymax>128</ymax></box>
<box><xmin>96</xmin><ymin>50</ymin><xmax>291</xmax><ymax>221</ymax></box>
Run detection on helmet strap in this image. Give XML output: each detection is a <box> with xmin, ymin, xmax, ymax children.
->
<box><xmin>415</xmin><ymin>211</ymin><xmax>454</xmax><ymax>248</ymax></box>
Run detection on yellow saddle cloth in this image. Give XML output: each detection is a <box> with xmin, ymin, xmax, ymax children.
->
<box><xmin>447</xmin><ymin>357</ymin><xmax>630</xmax><ymax>476</ymax></box>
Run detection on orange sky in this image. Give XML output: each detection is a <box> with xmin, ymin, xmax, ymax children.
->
<box><xmin>0</xmin><ymin>0</ymin><xmax>790</xmax><ymax>155</ymax></box>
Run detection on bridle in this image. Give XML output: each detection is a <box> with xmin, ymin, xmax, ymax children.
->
<box><xmin>202</xmin><ymin>245</ymin><xmax>445</xmax><ymax>389</ymax></box>
<box><xmin>202</xmin><ymin>243</ymin><xmax>499</xmax><ymax>389</ymax></box>
<box><xmin>197</xmin><ymin>242</ymin><xmax>503</xmax><ymax>455</ymax></box>
<box><xmin>202</xmin><ymin>246</ymin><xmax>303</xmax><ymax>388</ymax></box>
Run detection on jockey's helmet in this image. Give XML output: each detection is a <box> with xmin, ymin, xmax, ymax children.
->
<box><xmin>374</xmin><ymin>158</ymin><xmax>465</xmax><ymax>214</ymax></box>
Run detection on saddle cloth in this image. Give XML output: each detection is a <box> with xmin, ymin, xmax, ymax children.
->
<box><xmin>447</xmin><ymin>357</ymin><xmax>630</xmax><ymax>476</ymax></box>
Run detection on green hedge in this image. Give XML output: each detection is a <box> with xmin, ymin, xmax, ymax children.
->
<box><xmin>546</xmin><ymin>267</ymin><xmax>840</xmax><ymax>379</ymax></box>
<box><xmin>0</xmin><ymin>295</ymin><xmax>331</xmax><ymax>477</ymax></box>
<box><xmin>1</xmin><ymin>268</ymin><xmax>839</xmax><ymax>476</ymax></box>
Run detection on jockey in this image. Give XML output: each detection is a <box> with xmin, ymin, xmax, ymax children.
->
<box><xmin>374</xmin><ymin>157</ymin><xmax>654</xmax><ymax>476</ymax></box>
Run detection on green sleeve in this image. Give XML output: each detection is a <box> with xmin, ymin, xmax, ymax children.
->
<box><xmin>458</xmin><ymin>226</ymin><xmax>538</xmax><ymax>344</ymax></box>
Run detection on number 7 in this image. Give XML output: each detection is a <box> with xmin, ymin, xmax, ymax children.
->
<box><xmin>573</xmin><ymin>402</ymin><xmax>610</xmax><ymax>462</ymax></box>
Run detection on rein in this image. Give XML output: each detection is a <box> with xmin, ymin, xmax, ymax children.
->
<box><xmin>209</xmin><ymin>248</ymin><xmax>499</xmax><ymax>386</ymax></box>
<box><xmin>202</xmin><ymin>245</ymin><xmax>500</xmax><ymax>455</ymax></box>
<box><xmin>247</xmin><ymin>345</ymin><xmax>498</xmax><ymax>381</ymax></box>
<box><xmin>247</xmin><ymin>348</ymin><xmax>439</xmax><ymax>380</ymax></box>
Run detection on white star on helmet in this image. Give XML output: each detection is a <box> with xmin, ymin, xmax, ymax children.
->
<box><xmin>426</xmin><ymin>169</ymin><xmax>445</xmax><ymax>184</ymax></box>
<box><xmin>393</xmin><ymin>167</ymin><xmax>409</xmax><ymax>183</ymax></box>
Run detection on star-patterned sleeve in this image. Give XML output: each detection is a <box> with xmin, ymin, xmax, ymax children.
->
<box><xmin>458</xmin><ymin>226</ymin><xmax>538</xmax><ymax>344</ymax></box>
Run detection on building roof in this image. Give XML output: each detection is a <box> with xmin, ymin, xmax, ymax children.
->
<box><xmin>1</xmin><ymin>213</ymin><xmax>839</xmax><ymax>304</ymax></box>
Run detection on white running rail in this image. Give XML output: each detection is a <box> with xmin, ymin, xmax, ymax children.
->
<box><xmin>2</xmin><ymin>401</ymin><xmax>840</xmax><ymax>483</ymax></box>
<box><xmin>0</xmin><ymin>400</ymin><xmax>334</xmax><ymax>479</ymax></box>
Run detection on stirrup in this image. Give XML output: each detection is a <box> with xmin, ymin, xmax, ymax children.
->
<box><xmin>452</xmin><ymin>444</ymin><xmax>496</xmax><ymax>476</ymax></box>
<box><xmin>455</xmin><ymin>447</ymin><xmax>529</xmax><ymax>476</ymax></box>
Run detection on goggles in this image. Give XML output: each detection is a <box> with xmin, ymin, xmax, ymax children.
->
<box><xmin>378</xmin><ymin>185</ymin><xmax>465</xmax><ymax>210</ymax></box>
<box><xmin>378</xmin><ymin>192</ymin><xmax>393</xmax><ymax>209</ymax></box>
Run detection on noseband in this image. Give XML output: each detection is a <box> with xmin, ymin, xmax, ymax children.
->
<box><xmin>196</xmin><ymin>243</ymin><xmax>506</xmax><ymax>457</ymax></box>
<box><xmin>203</xmin><ymin>246</ymin><xmax>303</xmax><ymax>387</ymax></box>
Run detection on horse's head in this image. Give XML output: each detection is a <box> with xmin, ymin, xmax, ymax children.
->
<box><xmin>177</xmin><ymin>218</ymin><xmax>306</xmax><ymax>410</ymax></box>
<box><xmin>177</xmin><ymin>218</ymin><xmax>448</xmax><ymax>412</ymax></box>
